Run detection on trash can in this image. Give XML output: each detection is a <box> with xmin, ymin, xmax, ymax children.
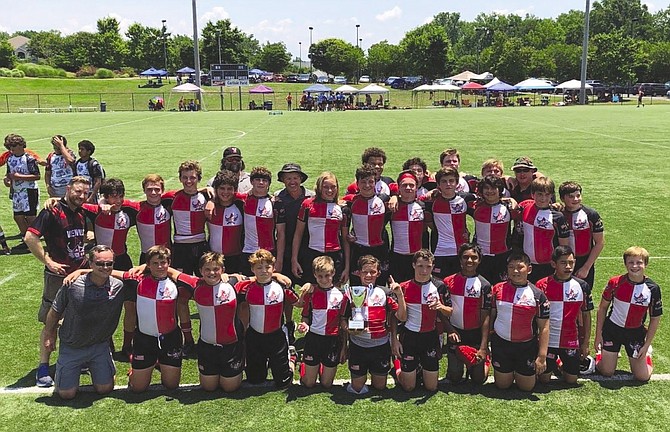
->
<box><xmin>100</xmin><ymin>101</ymin><xmax>107</xmax><ymax>112</ymax></box>
<box><xmin>264</xmin><ymin>101</ymin><xmax>273</xmax><ymax>110</ymax></box>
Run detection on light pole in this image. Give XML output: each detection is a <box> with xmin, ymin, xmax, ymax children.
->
<box><xmin>356</xmin><ymin>24</ymin><xmax>360</xmax><ymax>47</ymax></box>
<box><xmin>579</xmin><ymin>0</ymin><xmax>591</xmax><ymax>105</ymax></box>
<box><xmin>216</xmin><ymin>30</ymin><xmax>222</xmax><ymax>64</ymax></box>
<box><xmin>299</xmin><ymin>42</ymin><xmax>302</xmax><ymax>72</ymax></box>
<box><xmin>161</xmin><ymin>19</ymin><xmax>168</xmax><ymax>81</ymax></box>
<box><xmin>309</xmin><ymin>26</ymin><xmax>313</xmax><ymax>74</ymax></box>
<box><xmin>191</xmin><ymin>0</ymin><xmax>202</xmax><ymax>107</ymax></box>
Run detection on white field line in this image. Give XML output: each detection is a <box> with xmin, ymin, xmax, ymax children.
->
<box><xmin>0</xmin><ymin>273</ymin><xmax>17</xmax><ymax>286</ymax></box>
<box><xmin>3</xmin><ymin>373</ymin><xmax>670</xmax><ymax>395</ymax></box>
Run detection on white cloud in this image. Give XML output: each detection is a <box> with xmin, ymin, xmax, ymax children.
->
<box><xmin>423</xmin><ymin>16</ymin><xmax>434</xmax><ymax>25</ymax></box>
<box><xmin>376</xmin><ymin>6</ymin><xmax>402</xmax><ymax>22</ymax></box>
<box><xmin>643</xmin><ymin>1</ymin><xmax>657</xmax><ymax>12</ymax></box>
<box><xmin>200</xmin><ymin>6</ymin><xmax>230</xmax><ymax>24</ymax></box>
<box><xmin>246</xmin><ymin>18</ymin><xmax>293</xmax><ymax>43</ymax></box>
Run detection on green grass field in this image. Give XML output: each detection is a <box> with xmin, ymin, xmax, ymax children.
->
<box><xmin>0</xmin><ymin>105</ymin><xmax>669</xmax><ymax>431</ymax></box>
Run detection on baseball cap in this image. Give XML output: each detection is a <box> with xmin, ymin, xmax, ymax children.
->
<box><xmin>511</xmin><ymin>156</ymin><xmax>537</xmax><ymax>171</ymax></box>
<box><xmin>277</xmin><ymin>163</ymin><xmax>308</xmax><ymax>183</ymax></box>
<box><xmin>223</xmin><ymin>147</ymin><xmax>243</xmax><ymax>159</ymax></box>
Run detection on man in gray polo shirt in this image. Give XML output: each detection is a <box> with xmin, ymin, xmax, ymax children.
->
<box><xmin>44</xmin><ymin>245</ymin><xmax>128</xmax><ymax>399</ymax></box>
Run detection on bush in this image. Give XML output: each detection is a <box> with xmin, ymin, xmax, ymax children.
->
<box><xmin>10</xmin><ymin>69</ymin><xmax>25</xmax><ymax>78</ymax></box>
<box><xmin>94</xmin><ymin>68</ymin><xmax>115</xmax><ymax>79</ymax></box>
<box><xmin>76</xmin><ymin>65</ymin><xmax>97</xmax><ymax>77</ymax></box>
<box><xmin>16</xmin><ymin>63</ymin><xmax>66</xmax><ymax>78</ymax></box>
<box><xmin>119</xmin><ymin>66</ymin><xmax>137</xmax><ymax>77</ymax></box>
<box><xmin>0</xmin><ymin>67</ymin><xmax>11</xmax><ymax>77</ymax></box>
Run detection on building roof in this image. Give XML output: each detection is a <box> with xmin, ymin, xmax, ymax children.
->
<box><xmin>8</xmin><ymin>35</ymin><xmax>30</xmax><ymax>50</ymax></box>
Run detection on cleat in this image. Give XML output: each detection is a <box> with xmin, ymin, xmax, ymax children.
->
<box><xmin>35</xmin><ymin>364</ymin><xmax>53</xmax><ymax>388</ymax></box>
<box><xmin>580</xmin><ymin>356</ymin><xmax>596</xmax><ymax>375</ymax></box>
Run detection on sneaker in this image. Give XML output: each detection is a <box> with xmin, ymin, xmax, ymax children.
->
<box><xmin>580</xmin><ymin>355</ymin><xmax>596</xmax><ymax>375</ymax></box>
<box><xmin>182</xmin><ymin>341</ymin><xmax>197</xmax><ymax>359</ymax></box>
<box><xmin>0</xmin><ymin>245</ymin><xmax>10</xmax><ymax>255</ymax></box>
<box><xmin>346</xmin><ymin>383</ymin><xmax>369</xmax><ymax>395</ymax></box>
<box><xmin>288</xmin><ymin>345</ymin><xmax>298</xmax><ymax>365</ymax></box>
<box><xmin>35</xmin><ymin>364</ymin><xmax>53</xmax><ymax>388</ymax></box>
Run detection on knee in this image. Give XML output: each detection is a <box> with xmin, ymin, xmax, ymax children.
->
<box><xmin>633</xmin><ymin>372</ymin><xmax>651</xmax><ymax>382</ymax></box>
<box><xmin>94</xmin><ymin>383</ymin><xmax>114</xmax><ymax>395</ymax></box>
<box><xmin>300</xmin><ymin>378</ymin><xmax>316</xmax><ymax>389</ymax></box>
<box><xmin>56</xmin><ymin>388</ymin><xmax>77</xmax><ymax>400</ymax></box>
<box><xmin>401</xmin><ymin>382</ymin><xmax>416</xmax><ymax>392</ymax></box>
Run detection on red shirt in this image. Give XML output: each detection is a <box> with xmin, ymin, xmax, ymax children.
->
<box><xmin>125</xmin><ymin>273</ymin><xmax>186</xmax><ymax>337</ymax></box>
<box><xmin>347</xmin><ymin>285</ymin><xmax>399</xmax><ymax>346</ymax></box>
<box><xmin>133</xmin><ymin>200</ymin><xmax>172</xmax><ymax>253</ymax></box>
<box><xmin>242</xmin><ymin>195</ymin><xmax>276</xmax><ymax>253</ymax></box>
<box><xmin>390</xmin><ymin>200</ymin><xmax>430</xmax><ymax>255</ymax></box>
<box><xmin>427</xmin><ymin>193</ymin><xmax>475</xmax><ymax>256</ymax></box>
<box><xmin>238</xmin><ymin>280</ymin><xmax>298</xmax><ymax>333</ymax></box>
<box><xmin>343</xmin><ymin>194</ymin><xmax>388</xmax><ymax>247</ymax></box>
<box><xmin>82</xmin><ymin>203</ymin><xmax>137</xmax><ymax>255</ymax></box>
<box><xmin>444</xmin><ymin>273</ymin><xmax>492</xmax><ymax>331</ymax></box>
<box><xmin>302</xmin><ymin>287</ymin><xmax>349</xmax><ymax>336</ymax></box>
<box><xmin>562</xmin><ymin>205</ymin><xmax>604</xmax><ymax>257</ymax></box>
<box><xmin>472</xmin><ymin>201</ymin><xmax>515</xmax><ymax>255</ymax></box>
<box><xmin>164</xmin><ymin>190</ymin><xmax>208</xmax><ymax>243</ymax></box>
<box><xmin>208</xmin><ymin>200</ymin><xmax>244</xmax><ymax>256</ymax></box>
<box><xmin>492</xmin><ymin>281</ymin><xmax>550</xmax><ymax>342</ymax></box>
<box><xmin>298</xmin><ymin>198</ymin><xmax>344</xmax><ymax>253</ymax></box>
<box><xmin>518</xmin><ymin>200</ymin><xmax>570</xmax><ymax>264</ymax></box>
<box><xmin>603</xmin><ymin>275</ymin><xmax>663</xmax><ymax>329</ymax></box>
<box><xmin>401</xmin><ymin>278</ymin><xmax>449</xmax><ymax>333</ymax></box>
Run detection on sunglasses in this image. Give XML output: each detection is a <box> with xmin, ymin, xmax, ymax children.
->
<box><xmin>94</xmin><ymin>261</ymin><xmax>114</xmax><ymax>268</ymax></box>
<box><xmin>514</xmin><ymin>168</ymin><xmax>532</xmax><ymax>173</ymax></box>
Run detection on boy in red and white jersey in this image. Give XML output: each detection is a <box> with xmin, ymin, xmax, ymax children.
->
<box><xmin>389</xmin><ymin>170</ymin><xmax>432</xmax><ymax>283</ymax></box>
<box><xmin>169</xmin><ymin>252</ymin><xmax>246</xmax><ymax>392</ymax></box>
<box><xmin>536</xmin><ymin>246</ymin><xmax>593</xmax><ymax>384</ymax></box>
<box><xmin>490</xmin><ymin>252</ymin><xmax>550</xmax><ymax>391</ymax></box>
<box><xmin>344</xmin><ymin>255</ymin><xmax>406</xmax><ymax>395</ymax></box>
<box><xmin>402</xmin><ymin>157</ymin><xmax>435</xmax><ymax>199</ymax></box>
<box><xmin>297</xmin><ymin>256</ymin><xmax>349</xmax><ymax>388</ymax></box>
<box><xmin>397</xmin><ymin>249</ymin><xmax>450</xmax><ymax>392</ymax></box>
<box><xmin>133</xmin><ymin>174</ymin><xmax>172</xmax><ymax>264</ymax></box>
<box><xmin>240</xmin><ymin>167</ymin><xmax>284</xmax><ymax>276</ymax></box>
<box><xmin>425</xmin><ymin>167</ymin><xmax>476</xmax><ymax>278</ymax></box>
<box><xmin>207</xmin><ymin>171</ymin><xmax>244</xmax><ymax>274</ymax></box>
<box><xmin>559</xmin><ymin>181</ymin><xmax>604</xmax><ymax>289</ymax></box>
<box><xmin>472</xmin><ymin>175</ymin><xmax>518</xmax><ymax>285</ymax></box>
<box><xmin>345</xmin><ymin>147</ymin><xmax>398</xmax><ymax>196</ymax></box>
<box><xmin>342</xmin><ymin>164</ymin><xmax>391</xmax><ymax>285</ymax></box>
<box><xmin>515</xmin><ymin>177</ymin><xmax>570</xmax><ymax>283</ymax></box>
<box><xmin>443</xmin><ymin>243</ymin><xmax>492</xmax><ymax>384</ymax></box>
<box><xmin>594</xmin><ymin>246</ymin><xmax>662</xmax><ymax>382</ymax></box>
<box><xmin>237</xmin><ymin>249</ymin><xmax>300</xmax><ymax>388</ymax></box>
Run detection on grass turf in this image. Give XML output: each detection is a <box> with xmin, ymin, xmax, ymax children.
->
<box><xmin>0</xmin><ymin>105</ymin><xmax>668</xmax><ymax>429</ymax></box>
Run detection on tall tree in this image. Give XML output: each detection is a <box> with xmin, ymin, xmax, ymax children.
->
<box><xmin>399</xmin><ymin>23</ymin><xmax>449</xmax><ymax>78</ymax></box>
<box><xmin>556</xmin><ymin>9</ymin><xmax>586</xmax><ymax>45</ymax></box>
<box><xmin>0</xmin><ymin>39</ymin><xmax>14</xmax><ymax>68</ymax></box>
<box><xmin>201</xmin><ymin>20</ymin><xmax>258</xmax><ymax>69</ymax></box>
<box><xmin>590</xmin><ymin>0</ymin><xmax>653</xmax><ymax>39</ymax></box>
<box><xmin>125</xmin><ymin>23</ymin><xmax>163</xmax><ymax>71</ymax></box>
<box><xmin>309</xmin><ymin>38</ymin><xmax>362</xmax><ymax>77</ymax></box>
<box><xmin>256</xmin><ymin>42</ymin><xmax>290</xmax><ymax>72</ymax></box>
<box><xmin>588</xmin><ymin>31</ymin><xmax>638</xmax><ymax>84</ymax></box>
<box><xmin>27</xmin><ymin>30</ymin><xmax>63</xmax><ymax>66</ymax></box>
<box><xmin>366</xmin><ymin>40</ymin><xmax>403</xmax><ymax>79</ymax></box>
<box><xmin>93</xmin><ymin>17</ymin><xmax>127</xmax><ymax>70</ymax></box>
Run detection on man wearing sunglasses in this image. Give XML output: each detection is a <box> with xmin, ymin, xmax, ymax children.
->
<box><xmin>508</xmin><ymin>157</ymin><xmax>544</xmax><ymax>203</ymax></box>
<box><xmin>43</xmin><ymin>245</ymin><xmax>129</xmax><ymax>399</ymax></box>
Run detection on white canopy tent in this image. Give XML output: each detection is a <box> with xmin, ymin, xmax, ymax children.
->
<box><xmin>412</xmin><ymin>83</ymin><xmax>461</xmax><ymax>107</ymax></box>
<box><xmin>448</xmin><ymin>70</ymin><xmax>493</xmax><ymax>81</ymax></box>
<box><xmin>357</xmin><ymin>84</ymin><xmax>389</xmax><ymax>94</ymax></box>
<box><xmin>334</xmin><ymin>84</ymin><xmax>359</xmax><ymax>93</ymax></box>
<box><xmin>169</xmin><ymin>83</ymin><xmax>207</xmax><ymax>110</ymax></box>
<box><xmin>556</xmin><ymin>79</ymin><xmax>593</xmax><ymax>92</ymax></box>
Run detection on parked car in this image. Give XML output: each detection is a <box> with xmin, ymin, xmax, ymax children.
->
<box><xmin>199</xmin><ymin>74</ymin><xmax>211</xmax><ymax>86</ymax></box>
<box><xmin>391</xmin><ymin>76</ymin><xmax>423</xmax><ymax>90</ymax></box>
<box><xmin>359</xmin><ymin>75</ymin><xmax>371</xmax><ymax>83</ymax></box>
<box><xmin>385</xmin><ymin>76</ymin><xmax>400</xmax><ymax>86</ymax></box>
<box><xmin>274</xmin><ymin>74</ymin><xmax>285</xmax><ymax>82</ymax></box>
<box><xmin>632</xmin><ymin>82</ymin><xmax>667</xmax><ymax>96</ymax></box>
<box><xmin>286</xmin><ymin>74</ymin><xmax>299</xmax><ymax>83</ymax></box>
<box><xmin>297</xmin><ymin>73</ymin><xmax>312</xmax><ymax>83</ymax></box>
<box><xmin>316</xmin><ymin>75</ymin><xmax>330</xmax><ymax>84</ymax></box>
<box><xmin>333</xmin><ymin>76</ymin><xmax>347</xmax><ymax>85</ymax></box>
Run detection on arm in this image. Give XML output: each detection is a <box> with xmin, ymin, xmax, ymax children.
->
<box><xmin>594</xmin><ymin>298</ymin><xmax>611</xmax><ymax>352</ymax></box>
<box><xmin>43</xmin><ymin>308</ymin><xmax>63</xmax><ymax>352</ymax></box>
<box><xmin>580</xmin><ymin>311</ymin><xmax>592</xmax><ymax>358</ymax></box>
<box><xmin>535</xmin><ymin>318</ymin><xmax>549</xmax><ymax>375</ymax></box>
<box><xmin>275</xmin><ymin>222</ymin><xmax>286</xmax><ymax>272</ymax></box>
<box><xmin>575</xmin><ymin>232</ymin><xmax>604</xmax><ymax>280</ymax></box>
<box><xmin>389</xmin><ymin>277</ymin><xmax>406</xmax><ymax>322</ymax></box>
<box><xmin>478</xmin><ymin>311</ymin><xmax>491</xmax><ymax>360</ymax></box>
<box><xmin>388</xmin><ymin>312</ymin><xmax>402</xmax><ymax>358</ymax></box>
<box><xmin>339</xmin><ymin>225</ymin><xmax>351</xmax><ymax>285</ymax></box>
<box><xmin>291</xmin><ymin>219</ymin><xmax>306</xmax><ymax>278</ymax></box>
<box><xmin>238</xmin><ymin>301</ymin><xmax>250</xmax><ymax>331</ymax></box>
<box><xmin>25</xmin><ymin>231</ymin><xmax>70</xmax><ymax>276</ymax></box>
<box><xmin>87</xmin><ymin>178</ymin><xmax>102</xmax><ymax>203</ymax></box>
<box><xmin>640</xmin><ymin>316</ymin><xmax>661</xmax><ymax>357</ymax></box>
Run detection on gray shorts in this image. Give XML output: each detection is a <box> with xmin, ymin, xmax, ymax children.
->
<box><xmin>50</xmin><ymin>184</ymin><xmax>68</xmax><ymax>198</ymax></box>
<box><xmin>55</xmin><ymin>341</ymin><xmax>116</xmax><ymax>391</ymax></box>
<box><xmin>38</xmin><ymin>271</ymin><xmax>64</xmax><ymax>323</ymax></box>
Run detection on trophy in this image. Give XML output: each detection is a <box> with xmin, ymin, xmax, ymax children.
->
<box><xmin>348</xmin><ymin>284</ymin><xmax>370</xmax><ymax>330</ymax></box>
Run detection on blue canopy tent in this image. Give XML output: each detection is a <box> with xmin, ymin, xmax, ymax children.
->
<box><xmin>139</xmin><ymin>67</ymin><xmax>167</xmax><ymax>87</ymax></box>
<box><xmin>139</xmin><ymin>67</ymin><xmax>160</xmax><ymax>76</ymax></box>
<box><xmin>176</xmin><ymin>66</ymin><xmax>195</xmax><ymax>74</ymax></box>
<box><xmin>488</xmin><ymin>81</ymin><xmax>517</xmax><ymax>92</ymax></box>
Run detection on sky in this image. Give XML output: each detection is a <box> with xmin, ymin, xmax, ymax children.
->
<box><xmin>2</xmin><ymin>0</ymin><xmax>667</xmax><ymax>58</ymax></box>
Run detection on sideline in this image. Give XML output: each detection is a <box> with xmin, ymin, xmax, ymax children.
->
<box><xmin>0</xmin><ymin>273</ymin><xmax>17</xmax><ymax>286</ymax></box>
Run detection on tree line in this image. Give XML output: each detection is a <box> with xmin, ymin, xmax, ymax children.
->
<box><xmin>1</xmin><ymin>0</ymin><xmax>669</xmax><ymax>85</ymax></box>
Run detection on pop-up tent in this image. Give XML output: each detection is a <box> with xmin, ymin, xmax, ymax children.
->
<box><xmin>176</xmin><ymin>66</ymin><xmax>196</xmax><ymax>74</ymax></box>
<box><xmin>304</xmin><ymin>83</ymin><xmax>332</xmax><ymax>93</ymax></box>
<box><xmin>169</xmin><ymin>83</ymin><xmax>206</xmax><ymax>111</ymax></box>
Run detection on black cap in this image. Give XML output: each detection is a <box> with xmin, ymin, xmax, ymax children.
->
<box><xmin>223</xmin><ymin>147</ymin><xmax>242</xmax><ymax>159</ymax></box>
<box><xmin>277</xmin><ymin>163</ymin><xmax>308</xmax><ymax>183</ymax></box>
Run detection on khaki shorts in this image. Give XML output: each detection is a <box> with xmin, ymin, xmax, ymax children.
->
<box><xmin>38</xmin><ymin>271</ymin><xmax>65</xmax><ymax>323</ymax></box>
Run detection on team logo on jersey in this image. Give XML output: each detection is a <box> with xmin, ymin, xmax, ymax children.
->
<box><xmin>515</xmin><ymin>290</ymin><xmax>535</xmax><ymax>306</ymax></box>
<box><xmin>115</xmin><ymin>212</ymin><xmax>129</xmax><ymax>230</ymax></box>
<box><xmin>155</xmin><ymin>207</ymin><xmax>169</xmax><ymax>224</ymax></box>
<box><xmin>225</xmin><ymin>212</ymin><xmax>239</xmax><ymax>225</ymax></box>
<box><xmin>465</xmin><ymin>284</ymin><xmax>480</xmax><ymax>298</ymax></box>
<box><xmin>328</xmin><ymin>206</ymin><xmax>343</xmax><ymax>220</ymax></box>
<box><xmin>423</xmin><ymin>290</ymin><xmax>438</xmax><ymax>304</ymax></box>
<box><xmin>565</xmin><ymin>287</ymin><xmax>579</xmax><ymax>301</ymax></box>
<box><xmin>493</xmin><ymin>211</ymin><xmax>507</xmax><ymax>223</ymax></box>
<box><xmin>451</xmin><ymin>202</ymin><xmax>465</xmax><ymax>213</ymax></box>
<box><xmin>409</xmin><ymin>208</ymin><xmax>424</xmax><ymax>221</ymax></box>
<box><xmin>633</xmin><ymin>292</ymin><xmax>649</xmax><ymax>305</ymax></box>
<box><xmin>535</xmin><ymin>216</ymin><xmax>551</xmax><ymax>229</ymax></box>
<box><xmin>66</xmin><ymin>239</ymin><xmax>86</xmax><ymax>260</ymax></box>
<box><xmin>329</xmin><ymin>296</ymin><xmax>342</xmax><ymax>309</ymax></box>
<box><xmin>191</xmin><ymin>195</ymin><xmax>206</xmax><ymax>211</ymax></box>
<box><xmin>216</xmin><ymin>286</ymin><xmax>232</xmax><ymax>304</ymax></box>
<box><xmin>257</xmin><ymin>204</ymin><xmax>273</xmax><ymax>218</ymax></box>
<box><xmin>266</xmin><ymin>288</ymin><xmax>281</xmax><ymax>304</ymax></box>
<box><xmin>369</xmin><ymin>201</ymin><xmax>384</xmax><ymax>215</ymax></box>
<box><xmin>573</xmin><ymin>217</ymin><xmax>588</xmax><ymax>230</ymax></box>
<box><xmin>369</xmin><ymin>291</ymin><xmax>384</xmax><ymax>306</ymax></box>
<box><xmin>158</xmin><ymin>283</ymin><xmax>177</xmax><ymax>300</ymax></box>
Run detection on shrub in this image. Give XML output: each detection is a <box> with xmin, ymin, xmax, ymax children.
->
<box><xmin>10</xmin><ymin>69</ymin><xmax>25</xmax><ymax>78</ymax></box>
<box><xmin>94</xmin><ymin>68</ymin><xmax>114</xmax><ymax>79</ymax></box>
<box><xmin>0</xmin><ymin>67</ymin><xmax>11</xmax><ymax>77</ymax></box>
<box><xmin>119</xmin><ymin>66</ymin><xmax>137</xmax><ymax>77</ymax></box>
<box><xmin>16</xmin><ymin>63</ymin><xmax>66</xmax><ymax>78</ymax></box>
<box><xmin>76</xmin><ymin>65</ymin><xmax>97</xmax><ymax>77</ymax></box>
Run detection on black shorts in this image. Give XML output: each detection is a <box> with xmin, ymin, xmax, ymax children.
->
<box><xmin>601</xmin><ymin>319</ymin><xmax>646</xmax><ymax>358</ymax></box>
<box><xmin>302</xmin><ymin>332</ymin><xmax>342</xmax><ymax>368</ymax></box>
<box><xmin>479</xmin><ymin>251</ymin><xmax>510</xmax><ymax>285</ymax></box>
<box><xmin>432</xmin><ymin>255</ymin><xmax>460</xmax><ymax>279</ymax></box>
<box><xmin>113</xmin><ymin>252</ymin><xmax>133</xmax><ymax>271</ymax></box>
<box><xmin>350</xmin><ymin>244</ymin><xmax>389</xmax><ymax>286</ymax></box>
<box><xmin>300</xmin><ymin>248</ymin><xmax>344</xmax><ymax>285</ymax></box>
<box><xmin>245</xmin><ymin>327</ymin><xmax>291</xmax><ymax>387</ymax></box>
<box><xmin>347</xmin><ymin>340</ymin><xmax>391</xmax><ymax>377</ymax></box>
<box><xmin>13</xmin><ymin>188</ymin><xmax>39</xmax><ymax>216</ymax></box>
<box><xmin>399</xmin><ymin>328</ymin><xmax>441</xmax><ymax>372</ymax></box>
<box><xmin>575</xmin><ymin>255</ymin><xmax>595</xmax><ymax>290</ymax></box>
<box><xmin>545</xmin><ymin>347</ymin><xmax>580</xmax><ymax>376</ymax></box>
<box><xmin>223</xmin><ymin>254</ymin><xmax>243</xmax><ymax>275</ymax></box>
<box><xmin>172</xmin><ymin>241</ymin><xmax>209</xmax><ymax>276</ymax></box>
<box><xmin>527</xmin><ymin>263</ymin><xmax>553</xmax><ymax>283</ymax></box>
<box><xmin>490</xmin><ymin>333</ymin><xmax>538</xmax><ymax>376</ymax></box>
<box><xmin>131</xmin><ymin>327</ymin><xmax>183</xmax><ymax>370</ymax></box>
<box><xmin>448</xmin><ymin>327</ymin><xmax>482</xmax><ymax>350</ymax></box>
<box><xmin>197</xmin><ymin>339</ymin><xmax>245</xmax><ymax>378</ymax></box>
<box><xmin>389</xmin><ymin>252</ymin><xmax>414</xmax><ymax>284</ymax></box>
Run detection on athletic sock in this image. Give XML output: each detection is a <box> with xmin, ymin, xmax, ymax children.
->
<box><xmin>299</xmin><ymin>363</ymin><xmax>306</xmax><ymax>377</ymax></box>
<box><xmin>182</xmin><ymin>324</ymin><xmax>194</xmax><ymax>344</ymax></box>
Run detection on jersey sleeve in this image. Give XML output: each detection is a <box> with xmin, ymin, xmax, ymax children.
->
<box><xmin>27</xmin><ymin>155</ymin><xmax>40</xmax><ymax>176</ymax></box>
<box><xmin>176</xmin><ymin>273</ymin><xmax>200</xmax><ymax>290</ymax></box>
<box><xmin>586</xmin><ymin>206</ymin><xmax>604</xmax><ymax>234</ymax></box>
<box><xmin>123</xmin><ymin>278</ymin><xmax>139</xmax><ymax>302</ymax></box>
<box><xmin>274</xmin><ymin>199</ymin><xmax>286</xmax><ymax>225</ymax></box>
<box><xmin>346</xmin><ymin>181</ymin><xmax>358</xmax><ymax>195</ymax></box>
<box><xmin>648</xmin><ymin>279</ymin><xmax>663</xmax><ymax>318</ymax></box>
<box><xmin>297</xmin><ymin>198</ymin><xmax>312</xmax><ymax>223</ymax></box>
<box><xmin>575</xmin><ymin>277</ymin><xmax>594</xmax><ymax>311</ymax></box>
<box><xmin>535</xmin><ymin>288</ymin><xmax>550</xmax><ymax>319</ymax></box>
<box><xmin>234</xmin><ymin>279</ymin><xmax>254</xmax><ymax>301</ymax></box>
<box><xmin>285</xmin><ymin>287</ymin><xmax>299</xmax><ymax>305</ymax></box>
<box><xmin>81</xmin><ymin>203</ymin><xmax>100</xmax><ymax>220</ymax></box>
<box><xmin>480</xmin><ymin>276</ymin><xmax>493</xmax><ymax>310</ymax></box>
<box><xmin>89</xmin><ymin>159</ymin><xmax>104</xmax><ymax>179</ymax></box>
<box><xmin>51</xmin><ymin>284</ymin><xmax>69</xmax><ymax>314</ymax></box>
<box><xmin>27</xmin><ymin>207</ymin><xmax>55</xmax><ymax>238</ymax></box>
<box><xmin>552</xmin><ymin>210</ymin><xmax>570</xmax><ymax>238</ymax></box>
<box><xmin>601</xmin><ymin>276</ymin><xmax>619</xmax><ymax>302</ymax></box>
<box><xmin>434</xmin><ymin>278</ymin><xmax>451</xmax><ymax>307</ymax></box>
<box><xmin>45</xmin><ymin>152</ymin><xmax>54</xmax><ymax>172</ymax></box>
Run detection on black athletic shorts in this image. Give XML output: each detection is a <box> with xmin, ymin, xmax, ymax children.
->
<box><xmin>172</xmin><ymin>241</ymin><xmax>209</xmax><ymax>276</ymax></box>
<box><xmin>527</xmin><ymin>263</ymin><xmax>553</xmax><ymax>283</ymax></box>
<box><xmin>433</xmin><ymin>255</ymin><xmax>460</xmax><ymax>279</ymax></box>
<box><xmin>350</xmin><ymin>244</ymin><xmax>389</xmax><ymax>286</ymax></box>
<box><xmin>302</xmin><ymin>332</ymin><xmax>342</xmax><ymax>368</ymax></box>
<box><xmin>197</xmin><ymin>339</ymin><xmax>245</xmax><ymax>378</ymax></box>
<box><xmin>490</xmin><ymin>333</ymin><xmax>538</xmax><ymax>376</ymax></box>
<box><xmin>132</xmin><ymin>327</ymin><xmax>183</xmax><ymax>370</ymax></box>
<box><xmin>447</xmin><ymin>327</ymin><xmax>483</xmax><ymax>350</ymax></box>
<box><xmin>113</xmin><ymin>252</ymin><xmax>133</xmax><ymax>271</ymax></box>
<box><xmin>601</xmin><ymin>319</ymin><xmax>646</xmax><ymax>358</ymax></box>
<box><xmin>245</xmin><ymin>327</ymin><xmax>291</xmax><ymax>388</ymax></box>
<box><xmin>399</xmin><ymin>328</ymin><xmax>441</xmax><ymax>372</ymax></box>
<box><xmin>545</xmin><ymin>347</ymin><xmax>580</xmax><ymax>376</ymax></box>
<box><xmin>389</xmin><ymin>252</ymin><xmax>414</xmax><ymax>284</ymax></box>
<box><xmin>479</xmin><ymin>251</ymin><xmax>510</xmax><ymax>285</ymax></box>
<box><xmin>347</xmin><ymin>340</ymin><xmax>391</xmax><ymax>378</ymax></box>
<box><xmin>300</xmin><ymin>248</ymin><xmax>345</xmax><ymax>285</ymax></box>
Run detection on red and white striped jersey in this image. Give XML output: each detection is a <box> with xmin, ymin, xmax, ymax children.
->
<box><xmin>344</xmin><ymin>194</ymin><xmax>388</xmax><ymax>247</ymax></box>
<box><xmin>603</xmin><ymin>275</ymin><xmax>663</xmax><ymax>329</ymax></box>
<box><xmin>401</xmin><ymin>278</ymin><xmax>449</xmax><ymax>333</ymax></box>
<box><xmin>208</xmin><ymin>200</ymin><xmax>244</xmax><ymax>256</ymax></box>
<box><xmin>125</xmin><ymin>273</ymin><xmax>184</xmax><ymax>337</ymax></box>
<box><xmin>518</xmin><ymin>200</ymin><xmax>570</xmax><ymax>264</ymax></box>
<box><xmin>82</xmin><ymin>203</ymin><xmax>137</xmax><ymax>255</ymax></box>
<box><xmin>302</xmin><ymin>287</ymin><xmax>349</xmax><ymax>336</ymax></box>
<box><xmin>536</xmin><ymin>276</ymin><xmax>593</xmax><ymax>349</ymax></box>
<box><xmin>445</xmin><ymin>273</ymin><xmax>492</xmax><ymax>331</ymax></box>
<box><xmin>562</xmin><ymin>205</ymin><xmax>604</xmax><ymax>257</ymax></box>
<box><xmin>347</xmin><ymin>285</ymin><xmax>399</xmax><ymax>345</ymax></box>
<box><xmin>391</xmin><ymin>200</ymin><xmax>429</xmax><ymax>255</ymax></box>
<box><xmin>492</xmin><ymin>281</ymin><xmax>550</xmax><ymax>343</ymax></box>
<box><xmin>178</xmin><ymin>274</ymin><xmax>243</xmax><ymax>345</ymax></box>
<box><xmin>473</xmin><ymin>201</ymin><xmax>515</xmax><ymax>255</ymax></box>
<box><xmin>428</xmin><ymin>193</ymin><xmax>475</xmax><ymax>256</ymax></box>
<box><xmin>242</xmin><ymin>195</ymin><xmax>276</xmax><ymax>253</ymax></box>
<box><xmin>298</xmin><ymin>198</ymin><xmax>344</xmax><ymax>253</ymax></box>
<box><xmin>164</xmin><ymin>190</ymin><xmax>208</xmax><ymax>243</ymax></box>
<box><xmin>238</xmin><ymin>280</ymin><xmax>298</xmax><ymax>334</ymax></box>
<box><xmin>345</xmin><ymin>177</ymin><xmax>398</xmax><ymax>196</ymax></box>
<box><xmin>133</xmin><ymin>200</ymin><xmax>172</xmax><ymax>253</ymax></box>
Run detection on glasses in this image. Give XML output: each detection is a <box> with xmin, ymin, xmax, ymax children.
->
<box><xmin>514</xmin><ymin>168</ymin><xmax>532</xmax><ymax>173</ymax></box>
<box><xmin>94</xmin><ymin>261</ymin><xmax>114</xmax><ymax>268</ymax></box>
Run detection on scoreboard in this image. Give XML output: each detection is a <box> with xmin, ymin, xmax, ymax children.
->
<box><xmin>210</xmin><ymin>64</ymin><xmax>249</xmax><ymax>86</ymax></box>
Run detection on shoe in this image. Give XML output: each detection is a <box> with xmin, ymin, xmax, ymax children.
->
<box><xmin>182</xmin><ymin>341</ymin><xmax>197</xmax><ymax>359</ymax></box>
<box><xmin>0</xmin><ymin>245</ymin><xmax>10</xmax><ymax>255</ymax></box>
<box><xmin>36</xmin><ymin>364</ymin><xmax>53</xmax><ymax>388</ymax></box>
<box><xmin>346</xmin><ymin>383</ymin><xmax>369</xmax><ymax>395</ymax></box>
<box><xmin>288</xmin><ymin>345</ymin><xmax>298</xmax><ymax>365</ymax></box>
<box><xmin>646</xmin><ymin>345</ymin><xmax>653</xmax><ymax>367</ymax></box>
<box><xmin>580</xmin><ymin>355</ymin><xmax>596</xmax><ymax>375</ymax></box>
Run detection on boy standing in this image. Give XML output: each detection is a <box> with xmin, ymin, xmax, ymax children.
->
<box><xmin>75</xmin><ymin>140</ymin><xmax>104</xmax><ymax>203</ymax></box>
<box><xmin>45</xmin><ymin>135</ymin><xmax>75</xmax><ymax>198</ymax></box>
